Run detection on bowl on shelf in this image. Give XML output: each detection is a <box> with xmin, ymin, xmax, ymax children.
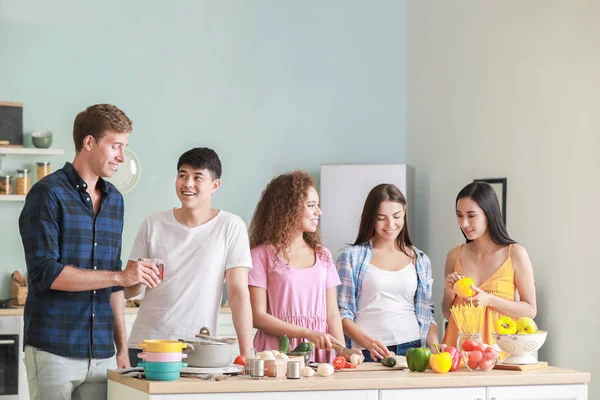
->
<box><xmin>493</xmin><ymin>331</ymin><xmax>548</xmax><ymax>365</ymax></box>
<box><xmin>31</xmin><ymin>131</ymin><xmax>53</xmax><ymax>149</ymax></box>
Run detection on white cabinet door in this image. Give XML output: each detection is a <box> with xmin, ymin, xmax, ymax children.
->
<box><xmin>487</xmin><ymin>384</ymin><xmax>587</xmax><ymax>400</ymax></box>
<box><xmin>161</xmin><ymin>390</ymin><xmax>378</xmax><ymax>400</ymax></box>
<box><xmin>381</xmin><ymin>387</ymin><xmax>486</xmax><ymax>400</ymax></box>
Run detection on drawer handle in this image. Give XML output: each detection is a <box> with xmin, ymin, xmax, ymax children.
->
<box><xmin>0</xmin><ymin>340</ymin><xmax>16</xmax><ymax>345</ymax></box>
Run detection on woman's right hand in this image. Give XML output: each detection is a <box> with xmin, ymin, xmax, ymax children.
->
<box><xmin>445</xmin><ymin>271</ymin><xmax>463</xmax><ymax>296</ymax></box>
<box><xmin>305</xmin><ymin>331</ymin><xmax>344</xmax><ymax>351</ymax></box>
<box><xmin>364</xmin><ymin>339</ymin><xmax>390</xmax><ymax>361</ymax></box>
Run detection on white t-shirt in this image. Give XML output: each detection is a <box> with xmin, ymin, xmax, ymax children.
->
<box><xmin>353</xmin><ymin>262</ymin><xmax>421</xmax><ymax>348</ymax></box>
<box><xmin>127</xmin><ymin>209</ymin><xmax>252</xmax><ymax>348</ymax></box>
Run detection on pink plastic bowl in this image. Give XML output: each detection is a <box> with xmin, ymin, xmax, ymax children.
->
<box><xmin>138</xmin><ymin>351</ymin><xmax>187</xmax><ymax>362</ymax></box>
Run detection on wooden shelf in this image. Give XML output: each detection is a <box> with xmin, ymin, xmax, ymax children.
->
<box><xmin>0</xmin><ymin>148</ymin><xmax>65</xmax><ymax>156</ymax></box>
<box><xmin>0</xmin><ymin>195</ymin><xmax>26</xmax><ymax>201</ymax></box>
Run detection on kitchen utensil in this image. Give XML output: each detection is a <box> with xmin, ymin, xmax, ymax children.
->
<box><xmin>494</xmin><ymin>361</ymin><xmax>548</xmax><ymax>371</ymax></box>
<box><xmin>138</xmin><ymin>361</ymin><xmax>187</xmax><ymax>372</ymax></box>
<box><xmin>332</xmin><ymin>343</ymin><xmax>365</xmax><ymax>363</ymax></box>
<box><xmin>249</xmin><ymin>358</ymin><xmax>265</xmax><ymax>378</ymax></box>
<box><xmin>180</xmin><ymin>365</ymin><xmax>243</xmax><ymax>375</ymax></box>
<box><xmin>180</xmin><ymin>327</ymin><xmax>235</xmax><ymax>367</ymax></box>
<box><xmin>307</xmin><ymin>361</ymin><xmax>407</xmax><ymax>372</ymax></box>
<box><xmin>138</xmin><ymin>339</ymin><xmax>188</xmax><ymax>353</ymax></box>
<box><xmin>492</xmin><ymin>331</ymin><xmax>548</xmax><ymax>365</ymax></box>
<box><xmin>138</xmin><ymin>351</ymin><xmax>187</xmax><ymax>362</ymax></box>
<box><xmin>287</xmin><ymin>360</ymin><xmax>301</xmax><ymax>379</ymax></box>
<box><xmin>138</xmin><ymin>361</ymin><xmax>187</xmax><ymax>381</ymax></box>
<box><xmin>31</xmin><ymin>131</ymin><xmax>53</xmax><ymax>149</ymax></box>
<box><xmin>195</xmin><ymin>327</ymin><xmax>237</xmax><ymax>345</ymax></box>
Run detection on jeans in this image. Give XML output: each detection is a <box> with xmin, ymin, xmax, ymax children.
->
<box><xmin>361</xmin><ymin>339</ymin><xmax>421</xmax><ymax>362</ymax></box>
<box><xmin>24</xmin><ymin>345</ymin><xmax>116</xmax><ymax>400</ymax></box>
<box><xmin>128</xmin><ymin>348</ymin><xmax>143</xmax><ymax>368</ymax></box>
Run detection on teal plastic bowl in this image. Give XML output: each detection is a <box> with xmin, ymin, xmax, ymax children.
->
<box><xmin>139</xmin><ymin>361</ymin><xmax>187</xmax><ymax>381</ymax></box>
<box><xmin>144</xmin><ymin>370</ymin><xmax>181</xmax><ymax>381</ymax></box>
<box><xmin>138</xmin><ymin>361</ymin><xmax>187</xmax><ymax>373</ymax></box>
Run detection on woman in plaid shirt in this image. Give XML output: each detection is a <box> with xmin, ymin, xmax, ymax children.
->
<box><xmin>336</xmin><ymin>184</ymin><xmax>439</xmax><ymax>362</ymax></box>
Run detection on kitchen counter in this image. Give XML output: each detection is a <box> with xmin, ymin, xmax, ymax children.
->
<box><xmin>108</xmin><ymin>366</ymin><xmax>590</xmax><ymax>399</ymax></box>
<box><xmin>0</xmin><ymin>306</ymin><xmax>232</xmax><ymax>316</ymax></box>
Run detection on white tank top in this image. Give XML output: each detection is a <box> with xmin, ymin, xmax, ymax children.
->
<box><xmin>353</xmin><ymin>262</ymin><xmax>421</xmax><ymax>349</ymax></box>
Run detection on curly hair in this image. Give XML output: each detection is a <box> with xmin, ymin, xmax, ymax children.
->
<box><xmin>249</xmin><ymin>171</ymin><xmax>326</xmax><ymax>263</ymax></box>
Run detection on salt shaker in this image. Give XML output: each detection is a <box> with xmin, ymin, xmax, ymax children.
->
<box><xmin>287</xmin><ymin>360</ymin><xmax>301</xmax><ymax>379</ymax></box>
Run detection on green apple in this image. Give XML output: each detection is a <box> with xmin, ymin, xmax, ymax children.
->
<box><xmin>516</xmin><ymin>317</ymin><xmax>537</xmax><ymax>334</ymax></box>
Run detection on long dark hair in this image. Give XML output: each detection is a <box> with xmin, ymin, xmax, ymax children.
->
<box><xmin>456</xmin><ymin>182</ymin><xmax>516</xmax><ymax>245</ymax></box>
<box><xmin>352</xmin><ymin>184</ymin><xmax>413</xmax><ymax>257</ymax></box>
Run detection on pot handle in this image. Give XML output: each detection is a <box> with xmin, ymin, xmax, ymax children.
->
<box><xmin>180</xmin><ymin>340</ymin><xmax>195</xmax><ymax>354</ymax></box>
<box><xmin>199</xmin><ymin>327</ymin><xmax>211</xmax><ymax>336</ymax></box>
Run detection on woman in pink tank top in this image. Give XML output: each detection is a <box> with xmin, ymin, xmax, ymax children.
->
<box><xmin>247</xmin><ymin>171</ymin><xmax>349</xmax><ymax>362</ymax></box>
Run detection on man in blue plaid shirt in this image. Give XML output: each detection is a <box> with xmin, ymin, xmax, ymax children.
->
<box><xmin>19</xmin><ymin>104</ymin><xmax>161</xmax><ymax>400</ymax></box>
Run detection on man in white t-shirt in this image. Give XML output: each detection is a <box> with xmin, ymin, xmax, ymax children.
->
<box><xmin>124</xmin><ymin>147</ymin><xmax>253</xmax><ymax>366</ymax></box>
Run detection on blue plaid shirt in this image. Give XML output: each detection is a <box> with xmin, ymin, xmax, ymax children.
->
<box><xmin>336</xmin><ymin>242</ymin><xmax>436</xmax><ymax>348</ymax></box>
<box><xmin>19</xmin><ymin>162</ymin><xmax>124</xmax><ymax>359</ymax></box>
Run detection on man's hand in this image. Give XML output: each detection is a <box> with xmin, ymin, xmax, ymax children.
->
<box><xmin>116</xmin><ymin>349</ymin><xmax>131</xmax><ymax>369</ymax></box>
<box><xmin>120</xmin><ymin>260</ymin><xmax>161</xmax><ymax>288</ymax></box>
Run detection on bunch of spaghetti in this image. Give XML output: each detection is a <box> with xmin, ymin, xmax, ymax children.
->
<box><xmin>450</xmin><ymin>303</ymin><xmax>485</xmax><ymax>334</ymax></box>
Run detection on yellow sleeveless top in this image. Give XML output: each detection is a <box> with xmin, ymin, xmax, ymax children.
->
<box><xmin>442</xmin><ymin>244</ymin><xmax>516</xmax><ymax>352</ymax></box>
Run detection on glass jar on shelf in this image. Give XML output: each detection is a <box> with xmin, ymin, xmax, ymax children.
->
<box><xmin>36</xmin><ymin>162</ymin><xmax>51</xmax><ymax>181</ymax></box>
<box><xmin>0</xmin><ymin>174</ymin><xmax>11</xmax><ymax>195</ymax></box>
<box><xmin>16</xmin><ymin>169</ymin><xmax>31</xmax><ymax>195</ymax></box>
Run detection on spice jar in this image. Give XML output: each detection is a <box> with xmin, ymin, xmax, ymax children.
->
<box><xmin>36</xmin><ymin>162</ymin><xmax>51</xmax><ymax>181</ymax></box>
<box><xmin>16</xmin><ymin>169</ymin><xmax>30</xmax><ymax>195</ymax></box>
<box><xmin>0</xmin><ymin>175</ymin><xmax>11</xmax><ymax>195</ymax></box>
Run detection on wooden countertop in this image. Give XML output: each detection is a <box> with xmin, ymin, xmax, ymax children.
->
<box><xmin>108</xmin><ymin>366</ymin><xmax>590</xmax><ymax>395</ymax></box>
<box><xmin>0</xmin><ymin>306</ymin><xmax>232</xmax><ymax>316</ymax></box>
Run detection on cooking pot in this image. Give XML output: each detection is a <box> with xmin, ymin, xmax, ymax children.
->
<box><xmin>180</xmin><ymin>327</ymin><xmax>237</xmax><ymax>368</ymax></box>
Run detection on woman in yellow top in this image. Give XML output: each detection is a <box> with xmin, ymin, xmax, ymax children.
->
<box><xmin>442</xmin><ymin>182</ymin><xmax>537</xmax><ymax>350</ymax></box>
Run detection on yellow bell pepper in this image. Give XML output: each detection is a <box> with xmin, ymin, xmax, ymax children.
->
<box><xmin>430</xmin><ymin>344</ymin><xmax>453</xmax><ymax>374</ymax></box>
<box><xmin>495</xmin><ymin>316</ymin><xmax>517</xmax><ymax>335</ymax></box>
<box><xmin>453</xmin><ymin>277</ymin><xmax>476</xmax><ymax>298</ymax></box>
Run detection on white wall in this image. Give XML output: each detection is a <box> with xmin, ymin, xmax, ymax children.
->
<box><xmin>0</xmin><ymin>0</ymin><xmax>407</xmax><ymax>298</ymax></box>
<box><xmin>407</xmin><ymin>0</ymin><xmax>599</xmax><ymax>396</ymax></box>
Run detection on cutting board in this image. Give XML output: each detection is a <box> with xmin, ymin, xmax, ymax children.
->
<box><xmin>494</xmin><ymin>361</ymin><xmax>548</xmax><ymax>371</ymax></box>
<box><xmin>309</xmin><ymin>361</ymin><xmax>407</xmax><ymax>372</ymax></box>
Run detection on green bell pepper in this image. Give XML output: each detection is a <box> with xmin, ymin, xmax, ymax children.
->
<box><xmin>406</xmin><ymin>347</ymin><xmax>431</xmax><ymax>372</ymax></box>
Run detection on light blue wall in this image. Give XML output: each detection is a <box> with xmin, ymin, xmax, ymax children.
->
<box><xmin>0</xmin><ymin>0</ymin><xmax>407</xmax><ymax>299</ymax></box>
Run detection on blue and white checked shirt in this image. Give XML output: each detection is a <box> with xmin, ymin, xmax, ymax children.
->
<box><xmin>336</xmin><ymin>242</ymin><xmax>436</xmax><ymax>348</ymax></box>
<box><xmin>19</xmin><ymin>162</ymin><xmax>124</xmax><ymax>359</ymax></box>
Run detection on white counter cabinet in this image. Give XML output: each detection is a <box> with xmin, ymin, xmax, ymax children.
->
<box><xmin>107</xmin><ymin>367</ymin><xmax>590</xmax><ymax>400</ymax></box>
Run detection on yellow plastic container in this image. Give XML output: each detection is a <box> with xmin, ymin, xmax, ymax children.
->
<box><xmin>139</xmin><ymin>340</ymin><xmax>188</xmax><ymax>353</ymax></box>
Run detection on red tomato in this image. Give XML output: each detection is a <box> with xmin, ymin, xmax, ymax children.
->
<box><xmin>483</xmin><ymin>348</ymin><xmax>498</xmax><ymax>360</ymax></box>
<box><xmin>461</xmin><ymin>339</ymin><xmax>476</xmax><ymax>351</ymax></box>
<box><xmin>472</xmin><ymin>344</ymin><xmax>485</xmax><ymax>353</ymax></box>
<box><xmin>468</xmin><ymin>350</ymin><xmax>483</xmax><ymax>364</ymax></box>
<box><xmin>233</xmin><ymin>355</ymin><xmax>246</xmax><ymax>367</ymax></box>
<box><xmin>332</xmin><ymin>356</ymin><xmax>347</xmax><ymax>370</ymax></box>
<box><xmin>343</xmin><ymin>362</ymin><xmax>357</xmax><ymax>369</ymax></box>
<box><xmin>479</xmin><ymin>359</ymin><xmax>496</xmax><ymax>371</ymax></box>
<box><xmin>467</xmin><ymin>358</ymin><xmax>480</xmax><ymax>370</ymax></box>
